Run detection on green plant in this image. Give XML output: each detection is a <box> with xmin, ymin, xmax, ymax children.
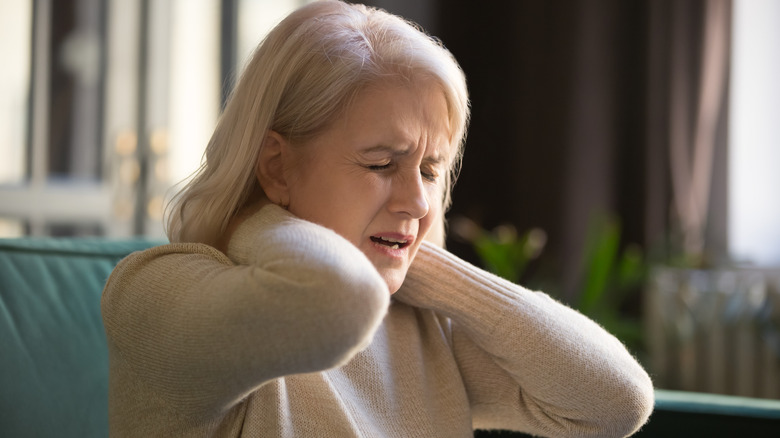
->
<box><xmin>450</xmin><ymin>216</ymin><xmax>546</xmax><ymax>284</ymax></box>
<box><xmin>574</xmin><ymin>213</ymin><xmax>646</xmax><ymax>353</ymax></box>
<box><xmin>452</xmin><ymin>213</ymin><xmax>646</xmax><ymax>353</ymax></box>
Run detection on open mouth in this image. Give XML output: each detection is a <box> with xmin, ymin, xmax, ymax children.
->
<box><xmin>370</xmin><ymin>236</ymin><xmax>411</xmax><ymax>250</ymax></box>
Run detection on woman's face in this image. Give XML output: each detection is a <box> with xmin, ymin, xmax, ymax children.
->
<box><xmin>286</xmin><ymin>80</ymin><xmax>450</xmax><ymax>293</ymax></box>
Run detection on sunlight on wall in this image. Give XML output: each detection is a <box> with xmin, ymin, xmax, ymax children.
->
<box><xmin>166</xmin><ymin>0</ymin><xmax>311</xmax><ymax>190</ymax></box>
<box><xmin>0</xmin><ymin>1</ymin><xmax>31</xmax><ymax>185</ymax></box>
<box><xmin>167</xmin><ymin>0</ymin><xmax>221</xmax><ymax>187</ymax></box>
<box><xmin>0</xmin><ymin>0</ymin><xmax>313</xmax><ymax>237</ymax></box>
<box><xmin>729</xmin><ymin>0</ymin><xmax>780</xmax><ymax>267</ymax></box>
<box><xmin>237</xmin><ymin>0</ymin><xmax>307</xmax><ymax>72</ymax></box>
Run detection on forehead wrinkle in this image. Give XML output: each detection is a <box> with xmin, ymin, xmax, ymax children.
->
<box><xmin>340</xmin><ymin>79</ymin><xmax>451</xmax><ymax>165</ymax></box>
<box><xmin>360</xmin><ymin>140</ymin><xmax>444</xmax><ymax>166</ymax></box>
<box><xmin>360</xmin><ymin>144</ymin><xmax>412</xmax><ymax>156</ymax></box>
<box><xmin>422</xmin><ymin>154</ymin><xmax>445</xmax><ymax>165</ymax></box>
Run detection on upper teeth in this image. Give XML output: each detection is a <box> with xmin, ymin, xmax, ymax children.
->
<box><xmin>374</xmin><ymin>236</ymin><xmax>407</xmax><ymax>249</ymax></box>
<box><xmin>380</xmin><ymin>237</ymin><xmax>407</xmax><ymax>244</ymax></box>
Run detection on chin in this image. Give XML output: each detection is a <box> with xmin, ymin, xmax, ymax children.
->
<box><xmin>380</xmin><ymin>272</ymin><xmax>405</xmax><ymax>295</ymax></box>
<box><xmin>385</xmin><ymin>280</ymin><xmax>402</xmax><ymax>295</ymax></box>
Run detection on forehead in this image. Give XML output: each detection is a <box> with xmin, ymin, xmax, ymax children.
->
<box><xmin>338</xmin><ymin>78</ymin><xmax>453</xmax><ymax>158</ymax></box>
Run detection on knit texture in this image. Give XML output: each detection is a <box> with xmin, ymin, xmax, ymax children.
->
<box><xmin>102</xmin><ymin>204</ymin><xmax>653</xmax><ymax>437</ymax></box>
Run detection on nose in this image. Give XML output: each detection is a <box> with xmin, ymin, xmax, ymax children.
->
<box><xmin>389</xmin><ymin>171</ymin><xmax>430</xmax><ymax>219</ymax></box>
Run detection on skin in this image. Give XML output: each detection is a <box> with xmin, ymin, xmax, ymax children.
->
<box><xmin>257</xmin><ymin>78</ymin><xmax>452</xmax><ymax>293</ymax></box>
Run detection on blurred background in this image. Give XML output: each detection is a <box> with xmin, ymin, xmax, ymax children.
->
<box><xmin>1</xmin><ymin>0</ymin><xmax>778</xmax><ymax>399</ymax></box>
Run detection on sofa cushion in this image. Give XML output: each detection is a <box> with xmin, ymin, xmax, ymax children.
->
<box><xmin>0</xmin><ymin>238</ymin><xmax>160</xmax><ymax>437</ymax></box>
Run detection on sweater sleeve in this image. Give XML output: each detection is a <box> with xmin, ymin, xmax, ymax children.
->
<box><xmin>101</xmin><ymin>205</ymin><xmax>389</xmax><ymax>419</ymax></box>
<box><xmin>394</xmin><ymin>241</ymin><xmax>654</xmax><ymax>438</ymax></box>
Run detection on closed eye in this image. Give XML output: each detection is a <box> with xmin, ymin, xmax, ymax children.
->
<box><xmin>366</xmin><ymin>161</ymin><xmax>439</xmax><ymax>182</ymax></box>
<box><xmin>420</xmin><ymin>169</ymin><xmax>438</xmax><ymax>182</ymax></box>
<box><xmin>420</xmin><ymin>161</ymin><xmax>441</xmax><ymax>183</ymax></box>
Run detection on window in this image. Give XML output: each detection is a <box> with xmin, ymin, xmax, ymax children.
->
<box><xmin>729</xmin><ymin>0</ymin><xmax>780</xmax><ymax>266</ymax></box>
<box><xmin>0</xmin><ymin>1</ymin><xmax>31</xmax><ymax>187</ymax></box>
<box><xmin>0</xmin><ymin>0</ymin><xmax>311</xmax><ymax>239</ymax></box>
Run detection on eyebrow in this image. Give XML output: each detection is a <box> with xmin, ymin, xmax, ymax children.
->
<box><xmin>360</xmin><ymin>145</ymin><xmax>409</xmax><ymax>156</ymax></box>
<box><xmin>361</xmin><ymin>144</ymin><xmax>446</xmax><ymax>164</ymax></box>
<box><xmin>422</xmin><ymin>155</ymin><xmax>446</xmax><ymax>165</ymax></box>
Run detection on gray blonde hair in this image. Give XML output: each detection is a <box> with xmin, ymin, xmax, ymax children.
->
<box><xmin>166</xmin><ymin>0</ymin><xmax>470</xmax><ymax>245</ymax></box>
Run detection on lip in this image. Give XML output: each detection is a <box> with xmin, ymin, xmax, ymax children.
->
<box><xmin>369</xmin><ymin>232</ymin><xmax>415</xmax><ymax>258</ymax></box>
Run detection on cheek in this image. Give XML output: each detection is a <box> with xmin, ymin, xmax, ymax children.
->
<box><xmin>289</xmin><ymin>171</ymin><xmax>385</xmax><ymax>242</ymax></box>
<box><xmin>422</xmin><ymin>195</ymin><xmax>443</xmax><ymax>230</ymax></box>
<box><xmin>421</xmin><ymin>208</ymin><xmax>442</xmax><ymax>242</ymax></box>
<box><xmin>426</xmin><ymin>183</ymin><xmax>444</xmax><ymax>216</ymax></box>
<box><xmin>420</xmin><ymin>184</ymin><xmax>445</xmax><ymax>244</ymax></box>
<box><xmin>287</xmin><ymin>171</ymin><xmax>347</xmax><ymax>228</ymax></box>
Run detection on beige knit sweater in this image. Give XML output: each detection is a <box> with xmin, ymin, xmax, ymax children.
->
<box><xmin>102</xmin><ymin>205</ymin><xmax>654</xmax><ymax>437</ymax></box>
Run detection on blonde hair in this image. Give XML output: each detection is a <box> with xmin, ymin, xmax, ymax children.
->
<box><xmin>166</xmin><ymin>0</ymin><xmax>470</xmax><ymax>245</ymax></box>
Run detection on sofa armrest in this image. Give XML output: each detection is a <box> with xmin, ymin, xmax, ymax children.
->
<box><xmin>0</xmin><ymin>237</ymin><xmax>162</xmax><ymax>438</ymax></box>
<box><xmin>474</xmin><ymin>389</ymin><xmax>780</xmax><ymax>437</ymax></box>
<box><xmin>633</xmin><ymin>389</ymin><xmax>780</xmax><ymax>437</ymax></box>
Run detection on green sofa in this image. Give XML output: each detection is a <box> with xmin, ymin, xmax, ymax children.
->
<box><xmin>1</xmin><ymin>237</ymin><xmax>779</xmax><ymax>437</ymax></box>
<box><xmin>0</xmin><ymin>237</ymin><xmax>161</xmax><ymax>437</ymax></box>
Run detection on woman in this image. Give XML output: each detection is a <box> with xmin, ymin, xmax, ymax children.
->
<box><xmin>102</xmin><ymin>1</ymin><xmax>654</xmax><ymax>437</ymax></box>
